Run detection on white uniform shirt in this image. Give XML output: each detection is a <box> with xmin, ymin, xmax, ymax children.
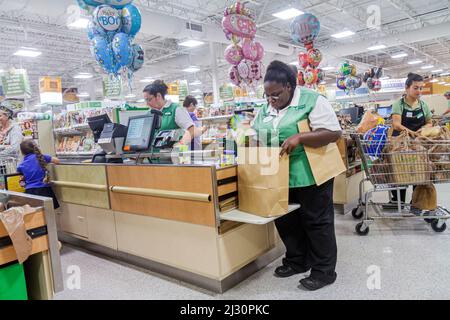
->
<box><xmin>161</xmin><ymin>100</ymin><xmax>194</xmax><ymax>130</ymax></box>
<box><xmin>253</xmin><ymin>87</ymin><xmax>342</xmax><ymax>132</ymax></box>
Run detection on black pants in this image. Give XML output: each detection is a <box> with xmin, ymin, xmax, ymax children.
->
<box><xmin>275</xmin><ymin>178</ymin><xmax>337</xmax><ymax>283</ymax></box>
<box><xmin>26</xmin><ymin>187</ymin><xmax>60</xmax><ymax>209</ymax></box>
<box><xmin>390</xmin><ymin>186</ymin><xmax>416</xmax><ymax>203</ymax></box>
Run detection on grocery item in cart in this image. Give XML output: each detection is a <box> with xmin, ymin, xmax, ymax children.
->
<box><xmin>356</xmin><ymin>110</ymin><xmax>384</xmax><ymax>134</ymax></box>
<box><xmin>412</xmin><ymin>184</ymin><xmax>437</xmax><ymax>211</ymax></box>
<box><xmin>387</xmin><ymin>131</ymin><xmax>431</xmax><ymax>185</ymax></box>
<box><xmin>362</xmin><ymin>125</ymin><xmax>389</xmax><ymax>158</ymax></box>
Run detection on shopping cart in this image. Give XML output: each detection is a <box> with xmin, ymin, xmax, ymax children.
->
<box><xmin>351</xmin><ymin>131</ymin><xmax>450</xmax><ymax>235</ymax></box>
<box><xmin>0</xmin><ymin>156</ymin><xmax>18</xmax><ymax>189</ymax></box>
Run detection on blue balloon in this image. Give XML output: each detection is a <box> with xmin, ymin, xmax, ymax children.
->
<box><xmin>92</xmin><ymin>36</ymin><xmax>116</xmax><ymax>74</ymax></box>
<box><xmin>128</xmin><ymin>43</ymin><xmax>144</xmax><ymax>72</ymax></box>
<box><xmin>93</xmin><ymin>5</ymin><xmax>122</xmax><ymax>32</ymax></box>
<box><xmin>87</xmin><ymin>19</ymin><xmax>106</xmax><ymax>40</ymax></box>
<box><xmin>121</xmin><ymin>4</ymin><xmax>141</xmax><ymax>36</ymax></box>
<box><xmin>290</xmin><ymin>13</ymin><xmax>321</xmax><ymax>45</ymax></box>
<box><xmin>112</xmin><ymin>33</ymin><xmax>133</xmax><ymax>68</ymax></box>
<box><xmin>79</xmin><ymin>0</ymin><xmax>134</xmax><ymax>9</ymax></box>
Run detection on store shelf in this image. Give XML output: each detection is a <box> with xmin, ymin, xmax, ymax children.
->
<box><xmin>197</xmin><ymin>115</ymin><xmax>233</xmax><ymax>123</ymax></box>
<box><xmin>53</xmin><ymin>124</ymin><xmax>91</xmax><ymax>135</ymax></box>
<box><xmin>220</xmin><ymin>204</ymin><xmax>300</xmax><ymax>225</ymax></box>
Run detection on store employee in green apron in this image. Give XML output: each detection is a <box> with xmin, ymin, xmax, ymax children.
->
<box><xmin>143</xmin><ymin>80</ymin><xmax>195</xmax><ymax>145</ymax></box>
<box><xmin>252</xmin><ymin>61</ymin><xmax>342</xmax><ymax>291</ymax></box>
<box><xmin>391</xmin><ymin>73</ymin><xmax>433</xmax><ymax>203</ymax></box>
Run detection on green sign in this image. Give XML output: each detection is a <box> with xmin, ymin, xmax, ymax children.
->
<box><xmin>179</xmin><ymin>80</ymin><xmax>188</xmax><ymax>102</ymax></box>
<box><xmin>220</xmin><ymin>85</ymin><xmax>234</xmax><ymax>101</ymax></box>
<box><xmin>0</xmin><ymin>69</ymin><xmax>31</xmax><ymax>98</ymax></box>
<box><xmin>103</xmin><ymin>77</ymin><xmax>122</xmax><ymax>98</ymax></box>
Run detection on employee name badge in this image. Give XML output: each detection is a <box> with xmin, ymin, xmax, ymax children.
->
<box><xmin>263</xmin><ymin>115</ymin><xmax>274</xmax><ymax>123</ymax></box>
<box><xmin>164</xmin><ymin>112</ymin><xmax>172</xmax><ymax>116</ymax></box>
<box><xmin>406</xmin><ymin>112</ymin><xmax>413</xmax><ymax>118</ymax></box>
<box><xmin>416</xmin><ymin>112</ymin><xmax>423</xmax><ymax>119</ymax></box>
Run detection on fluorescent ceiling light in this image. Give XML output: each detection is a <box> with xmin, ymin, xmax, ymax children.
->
<box><xmin>367</xmin><ymin>44</ymin><xmax>386</xmax><ymax>51</ymax></box>
<box><xmin>182</xmin><ymin>66</ymin><xmax>200</xmax><ymax>73</ymax></box>
<box><xmin>379</xmin><ymin>76</ymin><xmax>390</xmax><ymax>80</ymax></box>
<box><xmin>189</xmin><ymin>80</ymin><xmax>202</xmax><ymax>86</ymax></box>
<box><xmin>139</xmin><ymin>78</ymin><xmax>154</xmax><ymax>83</ymax></box>
<box><xmin>331</xmin><ymin>31</ymin><xmax>355</xmax><ymax>39</ymax></box>
<box><xmin>125</xmin><ymin>94</ymin><xmax>136</xmax><ymax>98</ymax></box>
<box><xmin>137</xmin><ymin>99</ymin><xmax>145</xmax><ymax>103</ymax></box>
<box><xmin>76</xmin><ymin>92</ymin><xmax>90</xmax><ymax>98</ymax></box>
<box><xmin>0</xmin><ymin>69</ymin><xmax>4</xmax><ymax>73</ymax></box>
<box><xmin>421</xmin><ymin>65</ymin><xmax>434</xmax><ymax>70</ymax></box>
<box><xmin>272</xmin><ymin>8</ymin><xmax>304</xmax><ymax>20</ymax></box>
<box><xmin>431</xmin><ymin>69</ymin><xmax>443</xmax><ymax>73</ymax></box>
<box><xmin>429</xmin><ymin>79</ymin><xmax>439</xmax><ymax>83</ymax></box>
<box><xmin>408</xmin><ymin>59</ymin><xmax>422</xmax><ymax>65</ymax></box>
<box><xmin>179</xmin><ymin>40</ymin><xmax>205</xmax><ymax>48</ymax></box>
<box><xmin>391</xmin><ymin>52</ymin><xmax>408</xmax><ymax>59</ymax></box>
<box><xmin>441</xmin><ymin>72</ymin><xmax>450</xmax><ymax>76</ymax></box>
<box><xmin>438</xmin><ymin>81</ymin><xmax>446</xmax><ymax>84</ymax></box>
<box><xmin>13</xmin><ymin>48</ymin><xmax>42</xmax><ymax>57</ymax></box>
<box><xmin>67</xmin><ymin>17</ymin><xmax>89</xmax><ymax>29</ymax></box>
<box><xmin>73</xmin><ymin>73</ymin><xmax>93</xmax><ymax>79</ymax></box>
<box><xmin>191</xmin><ymin>89</ymin><xmax>202</xmax><ymax>93</ymax></box>
<box><xmin>321</xmin><ymin>66</ymin><xmax>335</xmax><ymax>71</ymax></box>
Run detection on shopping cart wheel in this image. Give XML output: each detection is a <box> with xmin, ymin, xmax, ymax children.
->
<box><xmin>431</xmin><ymin>220</ymin><xmax>447</xmax><ymax>233</ymax></box>
<box><xmin>424</xmin><ymin>218</ymin><xmax>433</xmax><ymax>224</ymax></box>
<box><xmin>355</xmin><ymin>222</ymin><xmax>369</xmax><ymax>236</ymax></box>
<box><xmin>351</xmin><ymin>207</ymin><xmax>363</xmax><ymax>219</ymax></box>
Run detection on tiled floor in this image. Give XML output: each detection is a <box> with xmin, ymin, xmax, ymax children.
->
<box><xmin>54</xmin><ymin>184</ymin><xmax>450</xmax><ymax>300</ymax></box>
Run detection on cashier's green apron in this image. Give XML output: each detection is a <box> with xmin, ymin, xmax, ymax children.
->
<box><xmin>151</xmin><ymin>102</ymin><xmax>181</xmax><ymax>155</ymax></box>
<box><xmin>253</xmin><ymin>87</ymin><xmax>319</xmax><ymax>188</ymax></box>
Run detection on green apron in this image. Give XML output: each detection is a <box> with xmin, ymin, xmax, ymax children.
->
<box><xmin>253</xmin><ymin>87</ymin><xmax>320</xmax><ymax>188</ymax></box>
<box><xmin>152</xmin><ymin>102</ymin><xmax>181</xmax><ymax>155</ymax></box>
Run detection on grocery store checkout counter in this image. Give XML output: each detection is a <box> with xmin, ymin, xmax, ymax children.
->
<box><xmin>51</xmin><ymin>110</ymin><xmax>293</xmax><ymax>293</ymax></box>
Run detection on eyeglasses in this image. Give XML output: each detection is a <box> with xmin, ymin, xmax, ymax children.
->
<box><xmin>263</xmin><ymin>92</ymin><xmax>283</xmax><ymax>101</ymax></box>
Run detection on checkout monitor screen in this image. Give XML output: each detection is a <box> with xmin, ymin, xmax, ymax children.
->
<box><xmin>123</xmin><ymin>114</ymin><xmax>156</xmax><ymax>152</ymax></box>
<box><xmin>377</xmin><ymin>106</ymin><xmax>392</xmax><ymax>118</ymax></box>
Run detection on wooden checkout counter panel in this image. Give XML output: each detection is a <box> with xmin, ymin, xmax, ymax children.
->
<box><xmin>51</xmin><ymin>163</ymin><xmax>283</xmax><ymax>293</ymax></box>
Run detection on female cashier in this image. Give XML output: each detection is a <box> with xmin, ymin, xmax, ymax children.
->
<box><xmin>142</xmin><ymin>80</ymin><xmax>195</xmax><ymax>145</ymax></box>
<box><xmin>390</xmin><ymin>73</ymin><xmax>433</xmax><ymax>203</ymax></box>
<box><xmin>252</xmin><ymin>61</ymin><xmax>342</xmax><ymax>291</ymax></box>
<box><xmin>392</xmin><ymin>73</ymin><xmax>432</xmax><ymax>135</ymax></box>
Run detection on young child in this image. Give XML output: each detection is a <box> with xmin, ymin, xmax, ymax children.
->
<box><xmin>17</xmin><ymin>139</ymin><xmax>60</xmax><ymax>209</ymax></box>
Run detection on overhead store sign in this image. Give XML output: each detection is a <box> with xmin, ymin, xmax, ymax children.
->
<box><xmin>39</xmin><ymin>76</ymin><xmax>63</xmax><ymax>105</ymax></box>
<box><xmin>380</xmin><ymin>78</ymin><xmax>406</xmax><ymax>92</ymax></box>
<box><xmin>103</xmin><ymin>77</ymin><xmax>122</xmax><ymax>98</ymax></box>
<box><xmin>0</xmin><ymin>69</ymin><xmax>31</xmax><ymax>98</ymax></box>
<box><xmin>178</xmin><ymin>80</ymin><xmax>188</xmax><ymax>103</ymax></box>
<box><xmin>219</xmin><ymin>84</ymin><xmax>234</xmax><ymax>101</ymax></box>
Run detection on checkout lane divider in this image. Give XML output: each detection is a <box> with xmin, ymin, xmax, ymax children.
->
<box><xmin>109</xmin><ymin>186</ymin><xmax>212</xmax><ymax>203</ymax></box>
<box><xmin>51</xmin><ymin>181</ymin><xmax>108</xmax><ymax>191</ymax></box>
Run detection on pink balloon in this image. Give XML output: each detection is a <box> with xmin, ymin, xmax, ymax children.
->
<box><xmin>229</xmin><ymin>66</ymin><xmax>241</xmax><ymax>86</ymax></box>
<box><xmin>224</xmin><ymin>44</ymin><xmax>244</xmax><ymax>65</ymax></box>
<box><xmin>242</xmin><ymin>39</ymin><xmax>258</xmax><ymax>61</ymax></box>
<box><xmin>254</xmin><ymin>42</ymin><xmax>264</xmax><ymax>61</ymax></box>
<box><xmin>237</xmin><ymin>59</ymin><xmax>252</xmax><ymax>79</ymax></box>
<box><xmin>249</xmin><ymin>61</ymin><xmax>263</xmax><ymax>80</ymax></box>
<box><xmin>222</xmin><ymin>14</ymin><xmax>256</xmax><ymax>39</ymax></box>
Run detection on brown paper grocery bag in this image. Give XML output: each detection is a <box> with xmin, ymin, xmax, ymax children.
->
<box><xmin>237</xmin><ymin>147</ymin><xmax>289</xmax><ymax>217</ymax></box>
<box><xmin>412</xmin><ymin>185</ymin><xmax>437</xmax><ymax>211</ymax></box>
<box><xmin>298</xmin><ymin>120</ymin><xmax>346</xmax><ymax>186</ymax></box>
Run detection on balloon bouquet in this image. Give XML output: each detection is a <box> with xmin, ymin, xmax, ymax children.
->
<box><xmin>363</xmin><ymin>67</ymin><xmax>383</xmax><ymax>92</ymax></box>
<box><xmin>336</xmin><ymin>61</ymin><xmax>362</xmax><ymax>94</ymax></box>
<box><xmin>222</xmin><ymin>1</ymin><xmax>265</xmax><ymax>91</ymax></box>
<box><xmin>290</xmin><ymin>13</ymin><xmax>324</xmax><ymax>88</ymax></box>
<box><xmin>76</xmin><ymin>0</ymin><xmax>144</xmax><ymax>89</ymax></box>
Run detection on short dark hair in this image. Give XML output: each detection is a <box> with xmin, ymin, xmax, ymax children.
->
<box><xmin>405</xmin><ymin>73</ymin><xmax>424</xmax><ymax>88</ymax></box>
<box><xmin>183</xmin><ymin>96</ymin><xmax>198</xmax><ymax>108</ymax></box>
<box><xmin>143</xmin><ymin>80</ymin><xmax>168</xmax><ymax>99</ymax></box>
<box><xmin>263</xmin><ymin>60</ymin><xmax>297</xmax><ymax>89</ymax></box>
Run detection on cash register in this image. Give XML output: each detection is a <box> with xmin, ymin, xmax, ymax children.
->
<box><xmin>87</xmin><ymin>114</ymin><xmax>127</xmax><ymax>163</ymax></box>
